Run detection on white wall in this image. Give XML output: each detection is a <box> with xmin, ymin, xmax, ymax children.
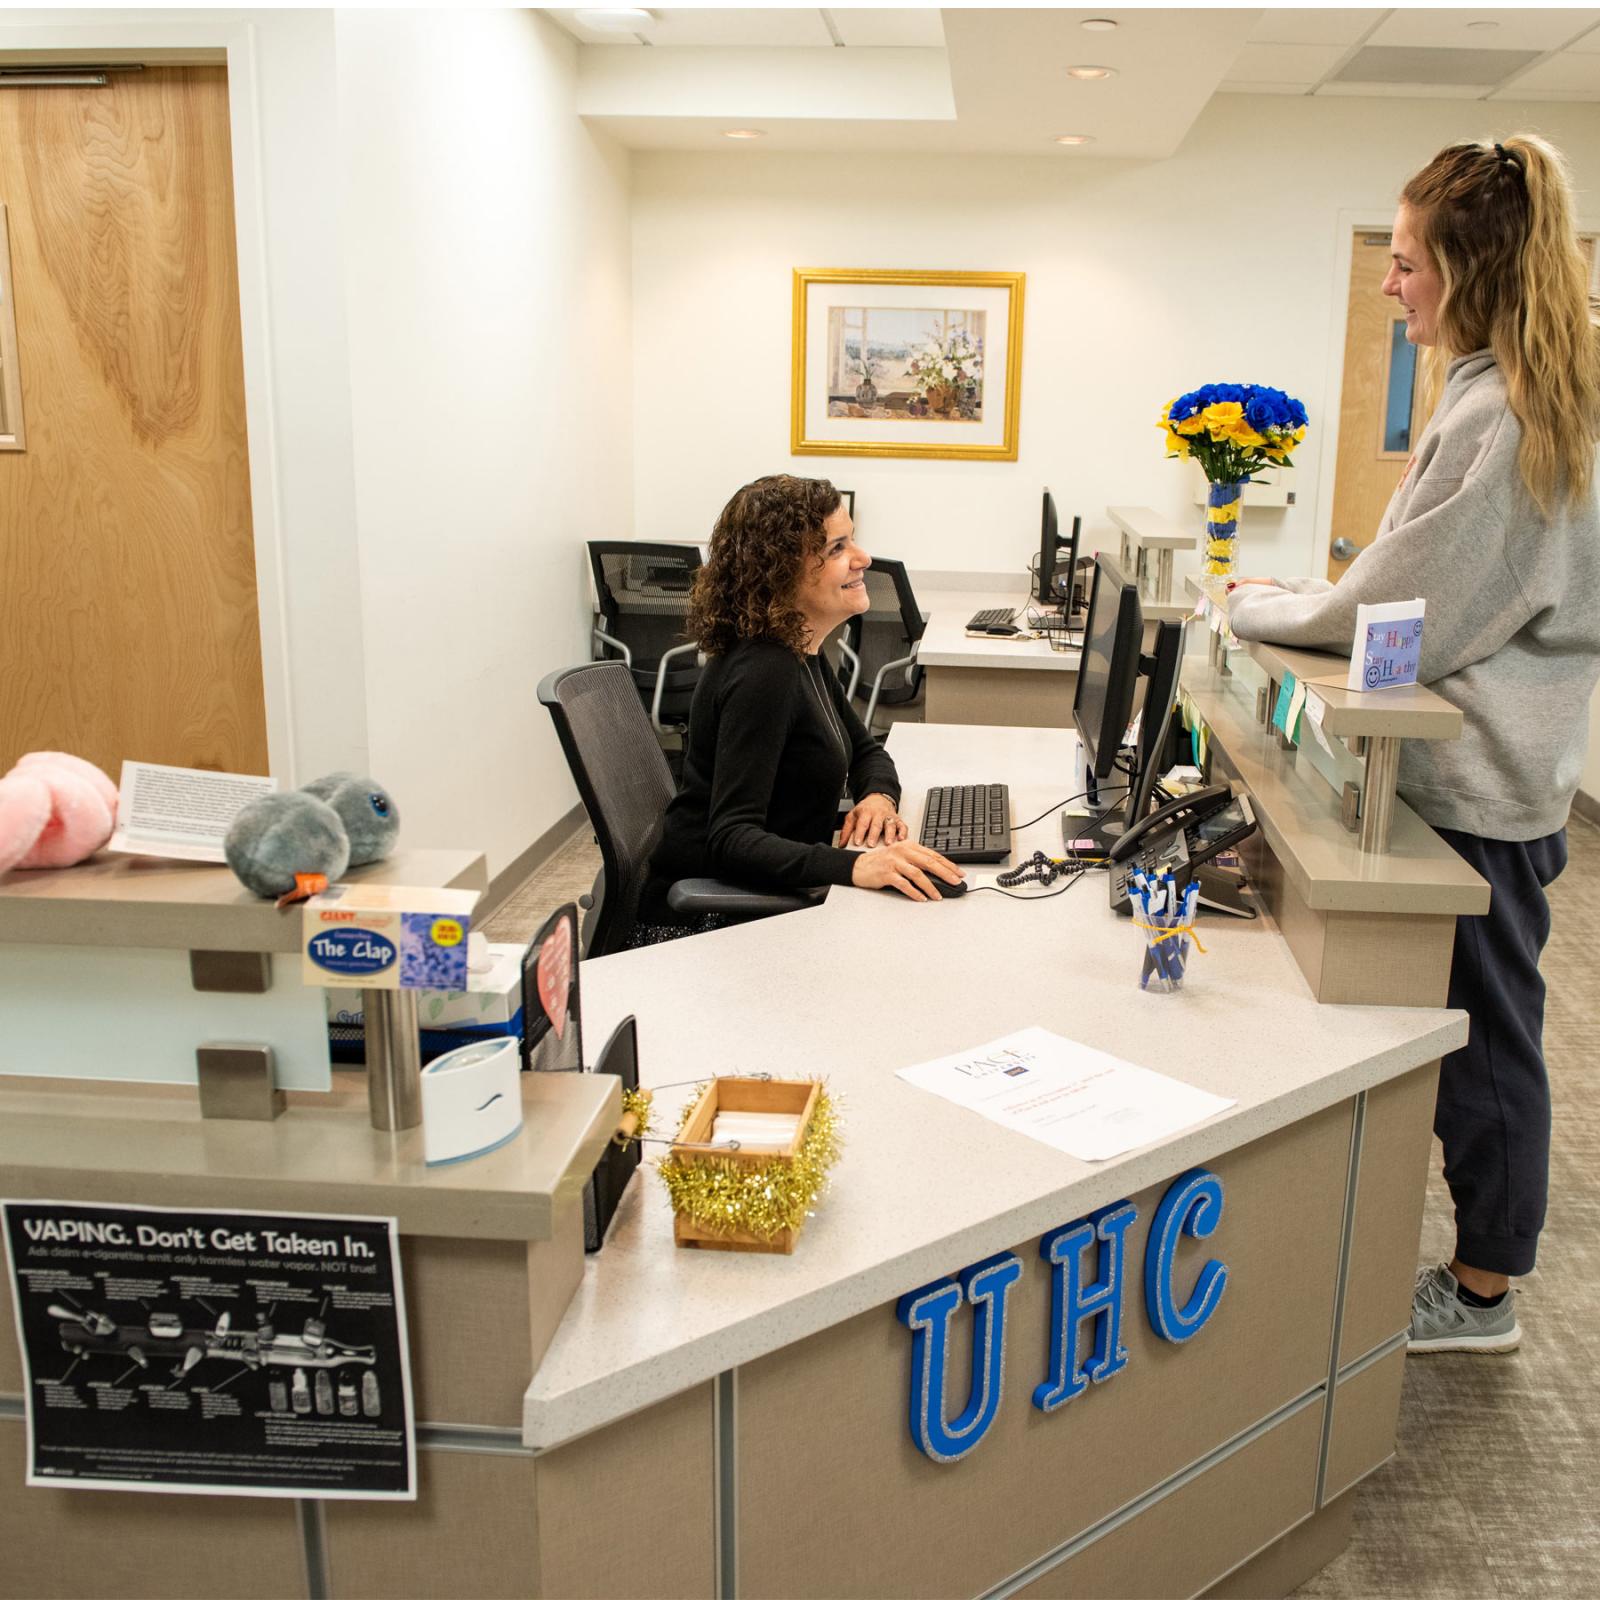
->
<box><xmin>631</xmin><ymin>94</ymin><xmax>1600</xmax><ymax>594</ymax></box>
<box><xmin>335</xmin><ymin>10</ymin><xmax>633</xmax><ymax>876</ymax></box>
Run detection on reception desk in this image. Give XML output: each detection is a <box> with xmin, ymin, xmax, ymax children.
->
<box><xmin>0</xmin><ymin>679</ymin><xmax>1483</xmax><ymax>1596</ymax></box>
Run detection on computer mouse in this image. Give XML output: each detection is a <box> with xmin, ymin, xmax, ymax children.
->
<box><xmin>979</xmin><ymin>623</ymin><xmax>1021</xmax><ymax>636</ymax></box>
<box><xmin>932</xmin><ymin>877</ymin><xmax>968</xmax><ymax>899</ymax></box>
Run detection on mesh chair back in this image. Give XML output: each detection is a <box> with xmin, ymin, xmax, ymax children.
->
<box><xmin>588</xmin><ymin>541</ymin><xmax>702</xmax><ymax>671</ymax></box>
<box><xmin>538</xmin><ymin>662</ymin><xmax>677</xmax><ymax>958</ymax></box>
<box><xmin>844</xmin><ymin>557</ymin><xmax>925</xmax><ymax>708</ymax></box>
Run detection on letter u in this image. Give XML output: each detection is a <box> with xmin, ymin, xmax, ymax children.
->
<box><xmin>896</xmin><ymin>1252</ymin><xmax>1023</xmax><ymax>1464</ymax></box>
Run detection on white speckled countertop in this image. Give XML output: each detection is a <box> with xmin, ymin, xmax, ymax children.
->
<box><xmin>521</xmin><ymin>724</ymin><xmax>1465</xmax><ymax>1450</ymax></box>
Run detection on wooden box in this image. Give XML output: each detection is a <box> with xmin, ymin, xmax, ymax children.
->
<box><xmin>670</xmin><ymin>1077</ymin><xmax>820</xmax><ymax>1255</ymax></box>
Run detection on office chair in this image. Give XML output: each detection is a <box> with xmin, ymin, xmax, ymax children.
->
<box><xmin>537</xmin><ymin>662</ymin><xmax>824</xmax><ymax>959</ymax></box>
<box><xmin>836</xmin><ymin>557</ymin><xmax>925</xmax><ymax>733</ymax></box>
<box><xmin>586</xmin><ymin>541</ymin><xmax>705</xmax><ymax>735</ymax></box>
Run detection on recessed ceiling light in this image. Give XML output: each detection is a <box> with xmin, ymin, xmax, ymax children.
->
<box><xmin>1081</xmin><ymin>18</ymin><xmax>1119</xmax><ymax>32</ymax></box>
<box><xmin>1466</xmin><ymin>17</ymin><xmax>1499</xmax><ymax>28</ymax></box>
<box><xmin>1066</xmin><ymin>64</ymin><xmax>1117</xmax><ymax>81</ymax></box>
<box><xmin>1054</xmin><ymin>134</ymin><xmax>1095</xmax><ymax>146</ymax></box>
<box><xmin>574</xmin><ymin>8</ymin><xmax>654</xmax><ymax>33</ymax></box>
<box><xmin>723</xmin><ymin>129</ymin><xmax>766</xmax><ymax>140</ymax></box>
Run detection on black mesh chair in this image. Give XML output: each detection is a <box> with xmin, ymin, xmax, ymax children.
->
<box><xmin>537</xmin><ymin>662</ymin><xmax>824</xmax><ymax>958</ymax></box>
<box><xmin>835</xmin><ymin>557</ymin><xmax>926</xmax><ymax>732</ymax></box>
<box><xmin>587</xmin><ymin>541</ymin><xmax>704</xmax><ymax>734</ymax></box>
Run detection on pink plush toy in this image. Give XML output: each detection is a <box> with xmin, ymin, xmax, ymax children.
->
<box><xmin>0</xmin><ymin>752</ymin><xmax>118</xmax><ymax>874</ymax></box>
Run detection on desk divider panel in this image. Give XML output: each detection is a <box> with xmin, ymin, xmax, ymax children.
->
<box><xmin>1338</xmin><ymin>1066</ymin><xmax>1440</xmax><ymax>1365</ymax></box>
<box><xmin>1013</xmin><ymin>1400</ymin><xmax>1323</xmax><ymax>1600</ymax></box>
<box><xmin>731</xmin><ymin>1103</ymin><xmax>1351</xmax><ymax>1600</ymax></box>
<box><xmin>1322</xmin><ymin>1346</ymin><xmax>1408</xmax><ymax>1505</ymax></box>
<box><xmin>0</xmin><ymin>1424</ymin><xmax>308</xmax><ymax>1600</ymax></box>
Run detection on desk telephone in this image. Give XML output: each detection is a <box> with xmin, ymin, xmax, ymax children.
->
<box><xmin>1107</xmin><ymin>784</ymin><xmax>1259</xmax><ymax>919</ymax></box>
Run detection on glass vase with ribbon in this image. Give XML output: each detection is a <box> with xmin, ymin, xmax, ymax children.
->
<box><xmin>1203</xmin><ymin>481</ymin><xmax>1245</xmax><ymax>577</ymax></box>
<box><xmin>1158</xmin><ymin>385</ymin><xmax>1309</xmax><ymax>580</ymax></box>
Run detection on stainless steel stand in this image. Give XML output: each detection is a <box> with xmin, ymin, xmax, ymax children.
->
<box><xmin>363</xmin><ymin>988</ymin><xmax>422</xmax><ymax>1131</ymax></box>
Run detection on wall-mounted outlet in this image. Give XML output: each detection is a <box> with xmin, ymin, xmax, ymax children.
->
<box><xmin>1286</xmin><ymin>491</ymin><xmax>1297</xmax><ymax>505</ymax></box>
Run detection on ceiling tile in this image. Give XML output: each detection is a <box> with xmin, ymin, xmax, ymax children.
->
<box><xmin>1246</xmin><ymin>9</ymin><xmax>1385</xmax><ymax>47</ymax></box>
<box><xmin>1332</xmin><ymin>44</ymin><xmax>1541</xmax><ymax>86</ymax></box>
<box><xmin>636</xmin><ymin>9</ymin><xmax>836</xmax><ymax>47</ymax></box>
<box><xmin>1492</xmin><ymin>53</ymin><xmax>1600</xmax><ymax>94</ymax></box>
<box><xmin>827</xmin><ymin>9</ymin><xmax>946</xmax><ymax>49</ymax></box>
<box><xmin>1366</xmin><ymin>9</ymin><xmax>1600</xmax><ymax>53</ymax></box>
<box><xmin>1560</xmin><ymin>20</ymin><xmax>1600</xmax><ymax>52</ymax></box>
<box><xmin>1317</xmin><ymin>80</ymin><xmax>1491</xmax><ymax>99</ymax></box>
<box><xmin>1222</xmin><ymin>42</ymin><xmax>1347</xmax><ymax>86</ymax></box>
<box><xmin>1219</xmin><ymin>82</ymin><xmax>1317</xmax><ymax>96</ymax></box>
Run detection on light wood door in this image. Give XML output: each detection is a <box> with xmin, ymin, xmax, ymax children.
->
<box><xmin>1327</xmin><ymin>231</ymin><xmax>1431</xmax><ymax>580</ymax></box>
<box><xmin>0</xmin><ymin>67</ymin><xmax>267</xmax><ymax>777</ymax></box>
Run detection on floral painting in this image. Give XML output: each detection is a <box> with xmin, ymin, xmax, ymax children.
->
<box><xmin>793</xmin><ymin>270</ymin><xmax>1024</xmax><ymax>461</ymax></box>
<box><xmin>826</xmin><ymin>308</ymin><xmax>986</xmax><ymax>423</ymax></box>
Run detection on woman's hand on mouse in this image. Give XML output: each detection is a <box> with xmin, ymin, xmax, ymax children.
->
<box><xmin>850</xmin><ymin>841</ymin><xmax>964</xmax><ymax>901</ymax></box>
<box><xmin>839</xmin><ymin>792</ymin><xmax>907</xmax><ymax>846</ymax></box>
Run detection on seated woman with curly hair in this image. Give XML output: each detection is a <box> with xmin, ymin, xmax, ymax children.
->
<box><xmin>636</xmin><ymin>475</ymin><xmax>962</xmax><ymax>941</ymax></box>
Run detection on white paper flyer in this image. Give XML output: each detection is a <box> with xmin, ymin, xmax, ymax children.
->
<box><xmin>105</xmin><ymin>761</ymin><xmax>277</xmax><ymax>863</ymax></box>
<box><xmin>897</xmin><ymin>1025</ymin><xmax>1236</xmax><ymax>1163</ymax></box>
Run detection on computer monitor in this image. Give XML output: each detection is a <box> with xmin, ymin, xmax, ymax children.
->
<box><xmin>1073</xmin><ymin>553</ymin><xmax>1143</xmax><ymax>784</ymax></box>
<box><xmin>1125</xmin><ymin>619</ymin><xmax>1186</xmax><ymax>826</ymax></box>
<box><xmin>1035</xmin><ymin>491</ymin><xmax>1081</xmax><ymax>609</ymax></box>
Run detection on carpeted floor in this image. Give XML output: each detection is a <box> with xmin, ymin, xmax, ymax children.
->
<box><xmin>487</xmin><ymin>797</ymin><xmax>1599</xmax><ymax>1599</ymax></box>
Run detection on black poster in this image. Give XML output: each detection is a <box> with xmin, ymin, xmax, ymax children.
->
<box><xmin>2</xmin><ymin>1200</ymin><xmax>415</xmax><ymax>1499</ymax></box>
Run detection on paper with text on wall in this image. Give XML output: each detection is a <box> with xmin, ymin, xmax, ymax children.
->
<box><xmin>105</xmin><ymin>761</ymin><xmax>277</xmax><ymax>863</ymax></box>
<box><xmin>896</xmin><ymin>1025</ymin><xmax>1236</xmax><ymax>1163</ymax></box>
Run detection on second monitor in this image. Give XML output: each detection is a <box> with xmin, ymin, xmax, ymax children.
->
<box><xmin>1035</xmin><ymin>489</ymin><xmax>1082</xmax><ymax>612</ymax></box>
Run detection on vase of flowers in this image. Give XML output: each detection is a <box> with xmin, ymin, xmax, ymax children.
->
<box><xmin>909</xmin><ymin>328</ymin><xmax>984</xmax><ymax>419</ymax></box>
<box><xmin>1158</xmin><ymin>384</ymin><xmax>1308</xmax><ymax>577</ymax></box>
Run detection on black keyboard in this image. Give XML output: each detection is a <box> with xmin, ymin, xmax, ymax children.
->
<box><xmin>966</xmin><ymin>607</ymin><xmax>1016</xmax><ymax>630</ymax></box>
<box><xmin>919</xmin><ymin>783</ymin><xmax>1011</xmax><ymax>863</ymax></box>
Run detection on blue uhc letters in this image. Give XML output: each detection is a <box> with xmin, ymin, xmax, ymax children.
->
<box><xmin>896</xmin><ymin>1252</ymin><xmax>1023</xmax><ymax>1465</ymax></box>
<box><xmin>1145</xmin><ymin>1168</ymin><xmax>1229</xmax><ymax>1344</ymax></box>
<box><xmin>1033</xmin><ymin>1201</ymin><xmax>1137</xmax><ymax>1412</ymax></box>
<box><xmin>898</xmin><ymin>1171</ymin><xmax>1227</xmax><ymax>1462</ymax></box>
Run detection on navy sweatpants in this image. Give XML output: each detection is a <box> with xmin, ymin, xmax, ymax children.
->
<box><xmin>1434</xmin><ymin>827</ymin><xmax>1569</xmax><ymax>1278</ymax></box>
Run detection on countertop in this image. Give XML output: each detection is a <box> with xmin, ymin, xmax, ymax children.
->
<box><xmin>918</xmin><ymin>590</ymin><xmax>1081</xmax><ymax>672</ymax></box>
<box><xmin>521</xmin><ymin>723</ymin><xmax>1465</xmax><ymax>1449</ymax></box>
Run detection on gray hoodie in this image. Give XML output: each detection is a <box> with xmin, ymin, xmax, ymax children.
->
<box><xmin>1227</xmin><ymin>351</ymin><xmax>1600</xmax><ymax>841</ymax></box>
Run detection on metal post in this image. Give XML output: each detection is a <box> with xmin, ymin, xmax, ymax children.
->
<box><xmin>1358</xmin><ymin>736</ymin><xmax>1401</xmax><ymax>854</ymax></box>
<box><xmin>1155</xmin><ymin>547</ymin><xmax>1174</xmax><ymax>605</ymax></box>
<box><xmin>364</xmin><ymin>988</ymin><xmax>422</xmax><ymax>1131</ymax></box>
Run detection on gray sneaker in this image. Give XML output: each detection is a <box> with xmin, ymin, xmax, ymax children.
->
<box><xmin>1408</xmin><ymin>1262</ymin><xmax>1520</xmax><ymax>1353</ymax></box>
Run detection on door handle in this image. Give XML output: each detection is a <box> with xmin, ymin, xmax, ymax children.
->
<box><xmin>1331</xmin><ymin>537</ymin><xmax>1359</xmax><ymax>562</ymax></box>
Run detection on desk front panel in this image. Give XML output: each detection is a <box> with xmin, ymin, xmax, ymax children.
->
<box><xmin>924</xmin><ymin>664</ymin><xmax>1078</xmax><ymax>728</ymax></box>
<box><xmin>734</xmin><ymin>1101</ymin><xmax>1351</xmax><ymax>1599</ymax></box>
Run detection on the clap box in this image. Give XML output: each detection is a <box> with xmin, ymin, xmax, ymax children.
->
<box><xmin>302</xmin><ymin>884</ymin><xmax>480</xmax><ymax>991</ymax></box>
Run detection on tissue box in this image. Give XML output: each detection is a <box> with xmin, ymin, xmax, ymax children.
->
<box><xmin>325</xmin><ymin>943</ymin><xmax>524</xmax><ymax>1031</ymax></box>
<box><xmin>303</xmin><ymin>884</ymin><xmax>478</xmax><ymax>991</ymax></box>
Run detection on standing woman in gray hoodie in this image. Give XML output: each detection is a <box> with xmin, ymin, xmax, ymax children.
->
<box><xmin>1228</xmin><ymin>134</ymin><xmax>1600</xmax><ymax>1354</ymax></box>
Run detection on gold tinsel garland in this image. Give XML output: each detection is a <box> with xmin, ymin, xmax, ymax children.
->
<box><xmin>617</xmin><ymin>1085</ymin><xmax>653</xmax><ymax>1151</ymax></box>
<box><xmin>656</xmin><ymin>1086</ymin><xmax>841</xmax><ymax>1242</ymax></box>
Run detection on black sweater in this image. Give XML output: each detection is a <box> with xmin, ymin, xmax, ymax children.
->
<box><xmin>643</xmin><ymin>639</ymin><xmax>902</xmax><ymax>920</ymax></box>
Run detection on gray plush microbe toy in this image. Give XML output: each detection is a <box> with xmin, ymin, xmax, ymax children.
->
<box><xmin>299</xmin><ymin>771</ymin><xmax>400</xmax><ymax>867</ymax></box>
<box><xmin>224</xmin><ymin>792</ymin><xmax>351</xmax><ymax>899</ymax></box>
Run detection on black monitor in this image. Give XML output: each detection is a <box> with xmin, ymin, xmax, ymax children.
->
<box><xmin>1073</xmin><ymin>553</ymin><xmax>1143</xmax><ymax>783</ymax></box>
<box><xmin>1125</xmin><ymin>619</ymin><xmax>1186</xmax><ymax>826</ymax></box>
<box><xmin>1035</xmin><ymin>490</ymin><xmax>1081</xmax><ymax>609</ymax></box>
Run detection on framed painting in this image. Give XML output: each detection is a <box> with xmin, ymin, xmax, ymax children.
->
<box><xmin>791</xmin><ymin>269</ymin><xmax>1024</xmax><ymax>462</ymax></box>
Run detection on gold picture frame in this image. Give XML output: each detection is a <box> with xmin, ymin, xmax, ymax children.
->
<box><xmin>791</xmin><ymin>269</ymin><xmax>1024</xmax><ymax>462</ymax></box>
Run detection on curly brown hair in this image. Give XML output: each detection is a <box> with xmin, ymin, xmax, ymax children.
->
<box><xmin>686</xmin><ymin>475</ymin><xmax>843</xmax><ymax>656</ymax></box>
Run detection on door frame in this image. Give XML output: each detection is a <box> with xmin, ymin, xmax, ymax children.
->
<box><xmin>1318</xmin><ymin>206</ymin><xmax>1600</xmax><ymax>583</ymax></box>
<box><xmin>0</xmin><ymin>16</ymin><xmax>356</xmax><ymax>786</ymax></box>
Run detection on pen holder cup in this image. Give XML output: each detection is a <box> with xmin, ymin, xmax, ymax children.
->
<box><xmin>1136</xmin><ymin>914</ymin><xmax>1196</xmax><ymax>995</ymax></box>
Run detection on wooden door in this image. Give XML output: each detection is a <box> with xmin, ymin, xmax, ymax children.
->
<box><xmin>1329</xmin><ymin>229</ymin><xmax>1597</xmax><ymax>580</ymax></box>
<box><xmin>0</xmin><ymin>67</ymin><xmax>268</xmax><ymax>778</ymax></box>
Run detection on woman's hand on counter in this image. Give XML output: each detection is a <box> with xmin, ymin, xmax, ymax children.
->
<box><xmin>850</xmin><ymin>841</ymin><xmax>964</xmax><ymax>901</ymax></box>
<box><xmin>839</xmin><ymin>792</ymin><xmax>907</xmax><ymax>846</ymax></box>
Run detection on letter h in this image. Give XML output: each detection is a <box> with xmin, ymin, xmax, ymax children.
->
<box><xmin>1032</xmin><ymin>1202</ymin><xmax>1137</xmax><ymax>1413</ymax></box>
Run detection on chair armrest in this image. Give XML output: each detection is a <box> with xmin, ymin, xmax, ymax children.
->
<box><xmin>864</xmin><ymin>641</ymin><xmax>920</xmax><ymax>729</ymax></box>
<box><xmin>651</xmin><ymin>639</ymin><xmax>701</xmax><ymax>732</ymax></box>
<box><xmin>593</xmin><ymin>627</ymin><xmax>632</xmax><ymax>667</ymax></box>
<box><xmin>835</xmin><ymin>639</ymin><xmax>862</xmax><ymax>701</ymax></box>
<box><xmin>667</xmin><ymin>878</ymin><xmax>827</xmax><ymax>917</ymax></box>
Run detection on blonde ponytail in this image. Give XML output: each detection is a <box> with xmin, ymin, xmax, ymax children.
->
<box><xmin>1403</xmin><ymin>133</ymin><xmax>1600</xmax><ymax>515</ymax></box>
